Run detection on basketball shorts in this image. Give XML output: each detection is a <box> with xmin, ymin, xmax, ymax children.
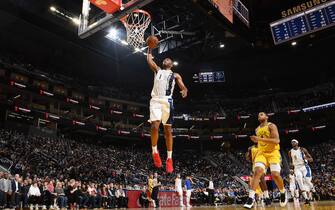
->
<box><xmin>304</xmin><ymin>165</ymin><xmax>314</xmax><ymax>191</ymax></box>
<box><xmin>289</xmin><ymin>183</ymin><xmax>297</xmax><ymax>192</ymax></box>
<box><xmin>254</xmin><ymin>150</ymin><xmax>281</xmax><ymax>172</ymax></box>
<box><xmin>294</xmin><ymin>165</ymin><xmax>307</xmax><ymax>179</ymax></box>
<box><xmin>176</xmin><ymin>189</ymin><xmax>183</xmax><ymax>196</ymax></box>
<box><xmin>149</xmin><ymin>97</ymin><xmax>174</xmax><ymax>125</ymax></box>
<box><xmin>304</xmin><ymin>177</ymin><xmax>314</xmax><ymax>191</ymax></box>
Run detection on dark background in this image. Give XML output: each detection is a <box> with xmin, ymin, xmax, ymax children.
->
<box><xmin>0</xmin><ymin>0</ymin><xmax>334</xmax><ymax>98</ymax></box>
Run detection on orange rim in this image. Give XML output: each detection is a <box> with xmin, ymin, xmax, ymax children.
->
<box><xmin>120</xmin><ymin>9</ymin><xmax>151</xmax><ymax>25</ymax></box>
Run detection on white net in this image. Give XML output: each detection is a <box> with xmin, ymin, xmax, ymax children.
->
<box><xmin>121</xmin><ymin>10</ymin><xmax>151</xmax><ymax>49</ymax></box>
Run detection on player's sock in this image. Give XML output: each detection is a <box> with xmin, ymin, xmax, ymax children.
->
<box><xmin>302</xmin><ymin>191</ymin><xmax>308</xmax><ymax>200</ymax></box>
<box><xmin>279</xmin><ymin>188</ymin><xmax>285</xmax><ymax>194</ymax></box>
<box><xmin>249</xmin><ymin>190</ymin><xmax>255</xmax><ymax>199</ymax></box>
<box><xmin>152</xmin><ymin>145</ymin><xmax>158</xmax><ymax>154</ymax></box>
<box><xmin>263</xmin><ymin>190</ymin><xmax>269</xmax><ymax>198</ymax></box>
<box><xmin>167</xmin><ymin>151</ymin><xmax>172</xmax><ymax>159</ymax></box>
<box><xmin>244</xmin><ymin>190</ymin><xmax>255</xmax><ymax>209</ymax></box>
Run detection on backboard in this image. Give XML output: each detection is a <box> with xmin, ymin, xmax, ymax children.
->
<box><xmin>78</xmin><ymin>0</ymin><xmax>155</xmax><ymax>39</ymax></box>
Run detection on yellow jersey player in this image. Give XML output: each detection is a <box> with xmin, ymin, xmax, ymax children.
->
<box><xmin>246</xmin><ymin>144</ymin><xmax>271</xmax><ymax>206</ymax></box>
<box><xmin>244</xmin><ymin>112</ymin><xmax>287</xmax><ymax>209</ymax></box>
<box><xmin>147</xmin><ymin>174</ymin><xmax>155</xmax><ymax>207</ymax></box>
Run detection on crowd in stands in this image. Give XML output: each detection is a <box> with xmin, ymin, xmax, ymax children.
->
<box><xmin>301</xmin><ymin>141</ymin><xmax>335</xmax><ymax>200</ymax></box>
<box><xmin>2</xmin><ymin>53</ymin><xmax>335</xmax><ymax>120</ymax></box>
<box><xmin>177</xmin><ymin>82</ymin><xmax>335</xmax><ymax>118</ymax></box>
<box><xmin>0</xmin><ymin>128</ymin><xmax>335</xmax><ymax>209</ymax></box>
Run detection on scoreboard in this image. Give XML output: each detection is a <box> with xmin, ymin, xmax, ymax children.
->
<box><xmin>270</xmin><ymin>1</ymin><xmax>335</xmax><ymax>45</ymax></box>
<box><xmin>198</xmin><ymin>71</ymin><xmax>225</xmax><ymax>83</ymax></box>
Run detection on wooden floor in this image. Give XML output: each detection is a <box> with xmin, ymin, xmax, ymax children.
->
<box><xmin>130</xmin><ymin>201</ymin><xmax>335</xmax><ymax>210</ymax></box>
<box><xmin>11</xmin><ymin>201</ymin><xmax>335</xmax><ymax>210</ymax></box>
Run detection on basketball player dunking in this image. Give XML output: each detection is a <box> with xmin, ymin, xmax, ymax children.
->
<box><xmin>288</xmin><ymin>139</ymin><xmax>314</xmax><ymax>204</ymax></box>
<box><xmin>147</xmin><ymin>48</ymin><xmax>188</xmax><ymax>173</ymax></box>
<box><xmin>244</xmin><ymin>112</ymin><xmax>287</xmax><ymax>209</ymax></box>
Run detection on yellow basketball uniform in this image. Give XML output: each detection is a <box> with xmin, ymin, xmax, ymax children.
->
<box><xmin>148</xmin><ymin>178</ymin><xmax>154</xmax><ymax>193</ymax></box>
<box><xmin>254</xmin><ymin>122</ymin><xmax>281</xmax><ymax>168</ymax></box>
<box><xmin>251</xmin><ymin>145</ymin><xmax>259</xmax><ymax>170</ymax></box>
<box><xmin>148</xmin><ymin>177</ymin><xmax>154</xmax><ymax>200</ymax></box>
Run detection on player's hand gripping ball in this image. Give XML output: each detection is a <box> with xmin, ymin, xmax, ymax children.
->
<box><xmin>146</xmin><ymin>35</ymin><xmax>159</xmax><ymax>49</ymax></box>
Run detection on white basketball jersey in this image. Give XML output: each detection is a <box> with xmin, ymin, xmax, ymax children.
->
<box><xmin>289</xmin><ymin>174</ymin><xmax>296</xmax><ymax>186</ymax></box>
<box><xmin>290</xmin><ymin>147</ymin><xmax>306</xmax><ymax>167</ymax></box>
<box><xmin>151</xmin><ymin>69</ymin><xmax>175</xmax><ymax>98</ymax></box>
<box><xmin>175</xmin><ymin>178</ymin><xmax>182</xmax><ymax>191</ymax></box>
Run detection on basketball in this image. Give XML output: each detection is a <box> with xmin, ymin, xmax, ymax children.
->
<box><xmin>146</xmin><ymin>35</ymin><xmax>159</xmax><ymax>49</ymax></box>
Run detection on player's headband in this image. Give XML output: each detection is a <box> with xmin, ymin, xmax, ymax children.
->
<box><xmin>291</xmin><ymin>139</ymin><xmax>299</xmax><ymax>144</ymax></box>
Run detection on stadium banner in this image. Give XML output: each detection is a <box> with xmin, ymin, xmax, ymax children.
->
<box><xmin>127</xmin><ymin>190</ymin><xmax>186</xmax><ymax>208</ymax></box>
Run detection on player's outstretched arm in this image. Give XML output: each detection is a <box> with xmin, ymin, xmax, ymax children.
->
<box><xmin>288</xmin><ymin>150</ymin><xmax>293</xmax><ymax>168</ymax></box>
<box><xmin>245</xmin><ymin>147</ymin><xmax>252</xmax><ymax>162</ymax></box>
<box><xmin>301</xmin><ymin>147</ymin><xmax>313</xmax><ymax>162</ymax></box>
<box><xmin>175</xmin><ymin>73</ymin><xmax>188</xmax><ymax>98</ymax></box>
<box><xmin>147</xmin><ymin>48</ymin><xmax>159</xmax><ymax>72</ymax></box>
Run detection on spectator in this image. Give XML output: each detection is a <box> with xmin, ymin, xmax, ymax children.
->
<box><xmin>66</xmin><ymin>179</ymin><xmax>77</xmax><ymax>210</ymax></box>
<box><xmin>87</xmin><ymin>183</ymin><xmax>98</xmax><ymax>208</ymax></box>
<box><xmin>115</xmin><ymin>184</ymin><xmax>127</xmax><ymax>208</ymax></box>
<box><xmin>10</xmin><ymin>174</ymin><xmax>21</xmax><ymax>208</ymax></box>
<box><xmin>139</xmin><ymin>187</ymin><xmax>149</xmax><ymax>208</ymax></box>
<box><xmin>207</xmin><ymin>178</ymin><xmax>215</xmax><ymax>205</ymax></box>
<box><xmin>0</xmin><ymin>172</ymin><xmax>5</xmax><ymax>208</ymax></box>
<box><xmin>21</xmin><ymin>179</ymin><xmax>30</xmax><ymax>208</ymax></box>
<box><xmin>77</xmin><ymin>183</ymin><xmax>89</xmax><ymax>209</ymax></box>
<box><xmin>41</xmin><ymin>181</ymin><xmax>52</xmax><ymax>209</ymax></box>
<box><xmin>54</xmin><ymin>182</ymin><xmax>67</xmax><ymax>210</ymax></box>
<box><xmin>107</xmin><ymin>183</ymin><xmax>116</xmax><ymax>208</ymax></box>
<box><xmin>99</xmin><ymin>184</ymin><xmax>108</xmax><ymax>208</ymax></box>
<box><xmin>3</xmin><ymin>173</ymin><xmax>12</xmax><ymax>208</ymax></box>
<box><xmin>28</xmin><ymin>182</ymin><xmax>41</xmax><ymax>210</ymax></box>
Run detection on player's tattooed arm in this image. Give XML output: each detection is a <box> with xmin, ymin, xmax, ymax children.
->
<box><xmin>288</xmin><ymin>150</ymin><xmax>293</xmax><ymax>169</ymax></box>
<box><xmin>175</xmin><ymin>73</ymin><xmax>188</xmax><ymax>98</ymax></box>
<box><xmin>246</xmin><ymin>147</ymin><xmax>252</xmax><ymax>162</ymax></box>
<box><xmin>147</xmin><ymin>48</ymin><xmax>160</xmax><ymax>72</ymax></box>
<box><xmin>301</xmin><ymin>147</ymin><xmax>313</xmax><ymax>162</ymax></box>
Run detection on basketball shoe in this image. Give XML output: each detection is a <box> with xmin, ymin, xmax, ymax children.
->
<box><xmin>166</xmin><ymin>158</ymin><xmax>174</xmax><ymax>173</ymax></box>
<box><xmin>152</xmin><ymin>152</ymin><xmax>162</xmax><ymax>168</ymax></box>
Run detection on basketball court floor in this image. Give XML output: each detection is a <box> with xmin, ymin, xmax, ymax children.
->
<box><xmin>130</xmin><ymin>201</ymin><xmax>335</xmax><ymax>210</ymax></box>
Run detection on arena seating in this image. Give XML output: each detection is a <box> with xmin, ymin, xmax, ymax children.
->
<box><xmin>0</xmin><ymin>128</ymin><xmax>334</xmax><ymax>208</ymax></box>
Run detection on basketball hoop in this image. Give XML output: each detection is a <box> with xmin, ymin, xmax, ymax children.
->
<box><xmin>120</xmin><ymin>9</ymin><xmax>151</xmax><ymax>49</ymax></box>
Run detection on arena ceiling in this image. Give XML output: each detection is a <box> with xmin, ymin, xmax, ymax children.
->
<box><xmin>0</xmin><ymin>0</ymin><xmax>334</xmax><ymax>95</ymax></box>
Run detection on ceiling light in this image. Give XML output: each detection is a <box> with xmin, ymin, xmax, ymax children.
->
<box><xmin>72</xmin><ymin>17</ymin><xmax>80</xmax><ymax>25</ymax></box>
<box><xmin>120</xmin><ymin>40</ymin><xmax>128</xmax><ymax>45</ymax></box>
<box><xmin>50</xmin><ymin>6</ymin><xmax>56</xmax><ymax>12</ymax></box>
<box><xmin>106</xmin><ymin>28</ymin><xmax>118</xmax><ymax>40</ymax></box>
